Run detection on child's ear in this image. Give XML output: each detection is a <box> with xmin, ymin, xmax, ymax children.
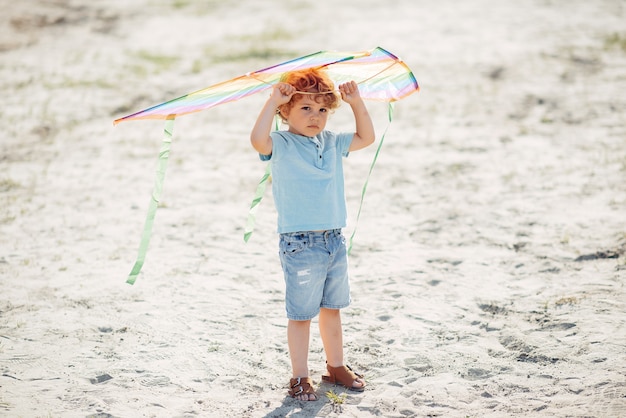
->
<box><xmin>278</xmin><ymin>107</ymin><xmax>289</xmax><ymax>121</ymax></box>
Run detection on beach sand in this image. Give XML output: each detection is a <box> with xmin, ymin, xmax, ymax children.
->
<box><xmin>1</xmin><ymin>0</ymin><xmax>625</xmax><ymax>416</ymax></box>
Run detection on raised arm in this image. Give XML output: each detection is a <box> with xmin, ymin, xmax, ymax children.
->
<box><xmin>339</xmin><ymin>81</ymin><xmax>375</xmax><ymax>152</ymax></box>
<box><xmin>250</xmin><ymin>83</ymin><xmax>295</xmax><ymax>155</ymax></box>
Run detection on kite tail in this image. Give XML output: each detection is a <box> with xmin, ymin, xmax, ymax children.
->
<box><xmin>243</xmin><ymin>162</ymin><xmax>272</xmax><ymax>242</ymax></box>
<box><xmin>243</xmin><ymin>115</ymin><xmax>280</xmax><ymax>242</ymax></box>
<box><xmin>126</xmin><ymin>115</ymin><xmax>175</xmax><ymax>285</ymax></box>
<box><xmin>348</xmin><ymin>102</ymin><xmax>395</xmax><ymax>254</ymax></box>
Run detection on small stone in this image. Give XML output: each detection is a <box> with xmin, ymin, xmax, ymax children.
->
<box><xmin>90</xmin><ymin>374</ymin><xmax>113</xmax><ymax>384</ymax></box>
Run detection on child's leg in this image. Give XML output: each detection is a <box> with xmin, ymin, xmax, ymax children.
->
<box><xmin>288</xmin><ymin>319</ymin><xmax>316</xmax><ymax>401</ymax></box>
<box><xmin>318</xmin><ymin>307</ymin><xmax>343</xmax><ymax>366</ymax></box>
<box><xmin>288</xmin><ymin>319</ymin><xmax>311</xmax><ymax>377</ymax></box>
<box><xmin>319</xmin><ymin>308</ymin><xmax>365</xmax><ymax>390</ymax></box>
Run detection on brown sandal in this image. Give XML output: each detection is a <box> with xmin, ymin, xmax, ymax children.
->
<box><xmin>322</xmin><ymin>364</ymin><xmax>366</xmax><ymax>392</ymax></box>
<box><xmin>288</xmin><ymin>377</ymin><xmax>318</xmax><ymax>400</ymax></box>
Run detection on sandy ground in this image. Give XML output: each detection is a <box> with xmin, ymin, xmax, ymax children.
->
<box><xmin>1</xmin><ymin>0</ymin><xmax>625</xmax><ymax>417</ymax></box>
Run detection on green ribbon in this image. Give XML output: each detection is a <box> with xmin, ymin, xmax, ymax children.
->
<box><xmin>244</xmin><ymin>161</ymin><xmax>272</xmax><ymax>242</ymax></box>
<box><xmin>243</xmin><ymin>115</ymin><xmax>280</xmax><ymax>242</ymax></box>
<box><xmin>348</xmin><ymin>102</ymin><xmax>394</xmax><ymax>254</ymax></box>
<box><xmin>127</xmin><ymin>115</ymin><xmax>175</xmax><ymax>285</ymax></box>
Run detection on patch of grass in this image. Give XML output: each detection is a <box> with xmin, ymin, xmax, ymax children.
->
<box><xmin>135</xmin><ymin>50</ymin><xmax>179</xmax><ymax>71</ymax></box>
<box><xmin>123</xmin><ymin>50</ymin><xmax>180</xmax><ymax>77</ymax></box>
<box><xmin>170</xmin><ymin>0</ymin><xmax>221</xmax><ymax>14</ymax></box>
<box><xmin>212</xmin><ymin>47</ymin><xmax>295</xmax><ymax>63</ymax></box>
<box><xmin>326</xmin><ymin>390</ymin><xmax>347</xmax><ymax>413</ymax></box>
<box><xmin>0</xmin><ymin>178</ymin><xmax>20</xmax><ymax>192</ymax></box>
<box><xmin>604</xmin><ymin>32</ymin><xmax>626</xmax><ymax>52</ymax></box>
<box><xmin>171</xmin><ymin>0</ymin><xmax>191</xmax><ymax>8</ymax></box>
<box><xmin>235</xmin><ymin>28</ymin><xmax>294</xmax><ymax>43</ymax></box>
<box><xmin>193</xmin><ymin>27</ymin><xmax>296</xmax><ymax>73</ymax></box>
<box><xmin>43</xmin><ymin>76</ymin><xmax>114</xmax><ymax>90</ymax></box>
<box><xmin>190</xmin><ymin>58</ymin><xmax>203</xmax><ymax>74</ymax></box>
<box><xmin>125</xmin><ymin>63</ymin><xmax>149</xmax><ymax>78</ymax></box>
<box><xmin>554</xmin><ymin>296</ymin><xmax>581</xmax><ymax>307</ymax></box>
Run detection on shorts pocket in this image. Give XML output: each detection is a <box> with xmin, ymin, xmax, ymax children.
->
<box><xmin>279</xmin><ymin>234</ymin><xmax>308</xmax><ymax>255</ymax></box>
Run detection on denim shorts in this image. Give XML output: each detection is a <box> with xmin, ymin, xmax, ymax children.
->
<box><xmin>278</xmin><ymin>229</ymin><xmax>350</xmax><ymax>320</ymax></box>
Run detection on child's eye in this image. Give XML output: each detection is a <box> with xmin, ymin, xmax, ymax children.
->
<box><xmin>301</xmin><ymin>106</ymin><xmax>311</xmax><ymax>111</ymax></box>
<box><xmin>320</xmin><ymin>108</ymin><xmax>328</xmax><ymax>113</ymax></box>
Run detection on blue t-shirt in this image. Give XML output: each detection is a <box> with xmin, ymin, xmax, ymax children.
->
<box><xmin>260</xmin><ymin>130</ymin><xmax>354</xmax><ymax>233</ymax></box>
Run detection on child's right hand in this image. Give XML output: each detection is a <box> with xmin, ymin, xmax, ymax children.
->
<box><xmin>271</xmin><ymin>82</ymin><xmax>296</xmax><ymax>105</ymax></box>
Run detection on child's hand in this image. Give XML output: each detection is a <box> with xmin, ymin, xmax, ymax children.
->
<box><xmin>339</xmin><ymin>81</ymin><xmax>362</xmax><ymax>104</ymax></box>
<box><xmin>270</xmin><ymin>82</ymin><xmax>296</xmax><ymax>105</ymax></box>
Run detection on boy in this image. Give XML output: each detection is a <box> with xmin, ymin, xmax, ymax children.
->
<box><xmin>250</xmin><ymin>68</ymin><xmax>374</xmax><ymax>401</ymax></box>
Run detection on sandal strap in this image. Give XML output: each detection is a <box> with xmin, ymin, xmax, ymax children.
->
<box><xmin>345</xmin><ymin>364</ymin><xmax>364</xmax><ymax>379</ymax></box>
<box><xmin>322</xmin><ymin>364</ymin><xmax>365</xmax><ymax>391</ymax></box>
<box><xmin>288</xmin><ymin>377</ymin><xmax>316</xmax><ymax>398</ymax></box>
<box><xmin>327</xmin><ymin>364</ymin><xmax>364</xmax><ymax>386</ymax></box>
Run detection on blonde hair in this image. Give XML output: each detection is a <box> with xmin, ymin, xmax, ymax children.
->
<box><xmin>277</xmin><ymin>68</ymin><xmax>340</xmax><ymax>122</ymax></box>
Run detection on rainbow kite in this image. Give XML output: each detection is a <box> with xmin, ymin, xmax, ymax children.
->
<box><xmin>116</xmin><ymin>46</ymin><xmax>419</xmax><ymax>284</ymax></box>
<box><xmin>115</xmin><ymin>47</ymin><xmax>417</xmax><ymax>124</ymax></box>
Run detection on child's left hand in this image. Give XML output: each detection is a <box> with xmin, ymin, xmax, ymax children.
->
<box><xmin>338</xmin><ymin>81</ymin><xmax>362</xmax><ymax>104</ymax></box>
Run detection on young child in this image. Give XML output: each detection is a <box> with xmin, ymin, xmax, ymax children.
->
<box><xmin>250</xmin><ymin>68</ymin><xmax>374</xmax><ymax>401</ymax></box>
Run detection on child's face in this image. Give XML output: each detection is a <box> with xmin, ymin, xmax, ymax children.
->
<box><xmin>284</xmin><ymin>95</ymin><xmax>329</xmax><ymax>137</ymax></box>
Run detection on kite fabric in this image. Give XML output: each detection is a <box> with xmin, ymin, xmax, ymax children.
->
<box><xmin>114</xmin><ymin>47</ymin><xmax>418</xmax><ymax>124</ymax></box>
<box><xmin>115</xmin><ymin>46</ymin><xmax>419</xmax><ymax>284</ymax></box>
